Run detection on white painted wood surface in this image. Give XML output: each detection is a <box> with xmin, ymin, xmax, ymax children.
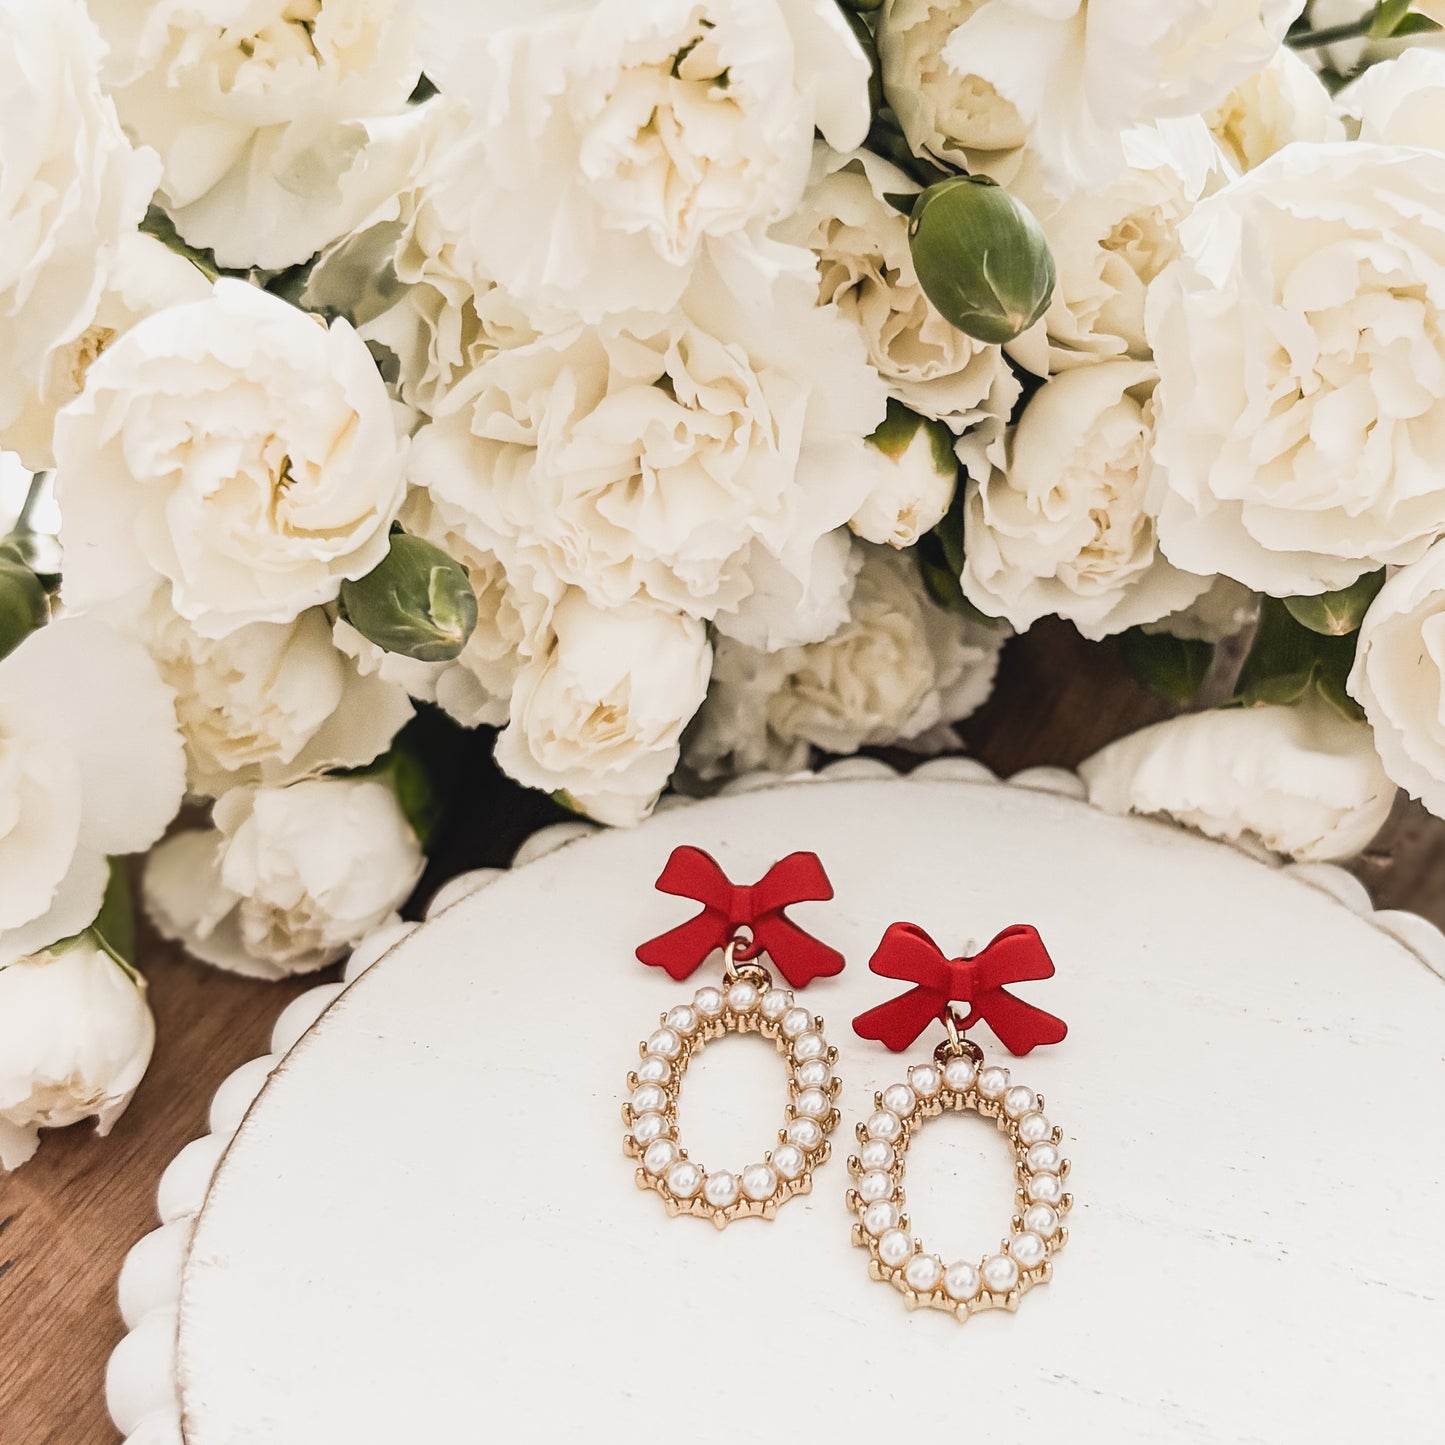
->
<box><xmin>176</xmin><ymin>776</ymin><xmax>1445</xmax><ymax>1444</ymax></box>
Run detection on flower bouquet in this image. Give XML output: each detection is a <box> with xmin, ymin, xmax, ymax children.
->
<box><xmin>3</xmin><ymin>0</ymin><xmax>1444</xmax><ymax>1166</ymax></box>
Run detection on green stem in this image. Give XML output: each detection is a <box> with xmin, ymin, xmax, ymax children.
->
<box><xmin>13</xmin><ymin>471</ymin><xmax>50</xmax><ymax>535</ymax></box>
<box><xmin>1287</xmin><ymin>17</ymin><xmax>1374</xmax><ymax>49</ymax></box>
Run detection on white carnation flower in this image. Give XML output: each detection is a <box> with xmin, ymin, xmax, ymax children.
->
<box><xmin>495</xmin><ymin>593</ymin><xmax>712</xmax><ymax>827</ymax></box>
<box><xmin>55</xmin><ymin>280</ymin><xmax>407</xmax><ymax>637</ymax></box>
<box><xmin>409</xmin><ymin>255</ymin><xmax>889</xmax><ymax>651</ymax></box>
<box><xmin>0</xmin><ymin>0</ymin><xmax>159</xmax><ymax>471</ymax></box>
<box><xmin>878</xmin><ymin>0</ymin><xmax>1030</xmax><ymax>179</ymax></box>
<box><xmin>0</xmin><ymin>618</ymin><xmax>185</xmax><ymax>967</ymax></box>
<box><xmin>776</xmin><ymin>146</ymin><xmax>1017</xmax><ymax>431</ymax></box>
<box><xmin>101</xmin><ymin>586</ymin><xmax>413</xmax><ymax>798</ymax></box>
<box><xmin>145</xmin><ymin>777</ymin><xmax>424</xmax><ymax>978</ymax></box>
<box><xmin>1336</xmin><ymin>48</ymin><xmax>1445</xmax><ymax>151</ymax></box>
<box><xmin>1348</xmin><ymin>540</ymin><xmax>1445</xmax><ymax>818</ymax></box>
<box><xmin>419</xmin><ymin>0</ymin><xmax>871</xmax><ymax>318</ymax></box>
<box><xmin>1206</xmin><ymin>45</ymin><xmax>1341</xmax><ymax>175</ymax></box>
<box><xmin>90</xmin><ymin>0</ymin><xmax>422</xmax><ymax>270</ymax></box>
<box><xmin>1148</xmin><ymin>143</ymin><xmax>1445</xmax><ymax>597</ymax></box>
<box><xmin>1008</xmin><ymin>119</ymin><xmax>1225</xmax><ymax>378</ymax></box>
<box><xmin>1080</xmin><ymin>697</ymin><xmax>1396</xmax><ymax>863</ymax></box>
<box><xmin>686</xmin><ymin>544</ymin><xmax>1004</xmax><ymax>779</ymax></box>
<box><xmin>879</xmin><ymin>0</ymin><xmax>1296</xmax><ymax>189</ymax></box>
<box><xmin>0</xmin><ymin>939</ymin><xmax>154</xmax><ymax>1171</ymax></box>
<box><xmin>963</xmin><ymin>361</ymin><xmax>1209</xmax><ymax>640</ymax></box>
<box><xmin>7</xmin><ymin>235</ymin><xmax>212</xmax><ymax>474</ymax></box>
<box><xmin>333</xmin><ymin>489</ymin><xmax>559</xmax><ymax>728</ymax></box>
<box><xmin>306</xmin><ymin>99</ymin><xmax>536</xmax><ymax>422</ymax></box>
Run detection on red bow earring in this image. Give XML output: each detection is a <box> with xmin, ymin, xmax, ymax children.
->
<box><xmin>845</xmin><ymin>919</ymin><xmax>1073</xmax><ymax>1323</ymax></box>
<box><xmin>622</xmin><ymin>847</ymin><xmax>843</xmax><ymax>1229</ymax></box>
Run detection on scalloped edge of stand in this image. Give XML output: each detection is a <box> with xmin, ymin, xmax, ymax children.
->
<box><xmin>104</xmin><ymin>759</ymin><xmax>1445</xmax><ymax>1441</ymax></box>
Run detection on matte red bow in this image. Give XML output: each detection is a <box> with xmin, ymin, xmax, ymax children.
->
<box><xmin>635</xmin><ymin>846</ymin><xmax>844</xmax><ymax>988</ymax></box>
<box><xmin>852</xmin><ymin>923</ymin><xmax>1067</xmax><ymax>1055</ymax></box>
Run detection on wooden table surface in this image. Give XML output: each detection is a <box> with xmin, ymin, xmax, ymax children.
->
<box><xmin>4</xmin><ymin>620</ymin><xmax>1442</xmax><ymax>1444</ymax></box>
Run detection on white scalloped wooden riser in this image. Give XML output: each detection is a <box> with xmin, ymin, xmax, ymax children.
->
<box><xmin>106</xmin><ymin>762</ymin><xmax>1445</xmax><ymax>1444</ymax></box>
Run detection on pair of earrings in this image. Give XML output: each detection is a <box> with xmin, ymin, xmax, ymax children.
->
<box><xmin>621</xmin><ymin>846</ymin><xmax>1073</xmax><ymax>1322</ymax></box>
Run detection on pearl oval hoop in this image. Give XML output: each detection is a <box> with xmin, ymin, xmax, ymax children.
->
<box><xmin>848</xmin><ymin>1053</ymin><xmax>1071</xmax><ymax>1316</ymax></box>
<box><xmin>623</xmin><ymin>969</ymin><xmax>841</xmax><ymax>1227</ymax></box>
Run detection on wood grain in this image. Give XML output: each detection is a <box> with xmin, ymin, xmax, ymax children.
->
<box><xmin>2</xmin><ymin>621</ymin><xmax>1441</xmax><ymax>1443</ymax></box>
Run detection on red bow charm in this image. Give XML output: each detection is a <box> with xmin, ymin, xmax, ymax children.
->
<box><xmin>852</xmin><ymin>923</ymin><xmax>1067</xmax><ymax>1056</ymax></box>
<box><xmin>635</xmin><ymin>846</ymin><xmax>844</xmax><ymax>988</ymax></box>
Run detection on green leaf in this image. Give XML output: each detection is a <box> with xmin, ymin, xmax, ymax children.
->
<box><xmin>1118</xmin><ymin>628</ymin><xmax>1215</xmax><ymax>704</ymax></box>
<box><xmin>1232</xmin><ymin>597</ymin><xmax>1364</xmax><ymax>720</ymax></box>
<box><xmin>1282</xmin><ymin>571</ymin><xmax>1385</xmax><ymax>637</ymax></box>
<box><xmin>140</xmin><ymin>204</ymin><xmax>222</xmax><ymax>283</ymax></box>
<box><xmin>1389</xmin><ymin>12</ymin><xmax>1443</xmax><ymax>34</ymax></box>
<box><xmin>386</xmin><ymin>738</ymin><xmax>443</xmax><ymax>850</ymax></box>
<box><xmin>1369</xmin><ymin>0</ymin><xmax>1415</xmax><ymax>37</ymax></box>
<box><xmin>0</xmin><ymin>556</ymin><xmax>49</xmax><ymax>661</ymax></box>
<box><xmin>842</xmin><ymin>8</ymin><xmax>883</xmax><ymax>115</ymax></box>
<box><xmin>908</xmin><ymin>176</ymin><xmax>1056</xmax><ymax>344</ymax></box>
<box><xmin>92</xmin><ymin>858</ymin><xmax>137</xmax><ymax>970</ymax></box>
<box><xmin>340</xmin><ymin>532</ymin><xmax>479</xmax><ymax>662</ymax></box>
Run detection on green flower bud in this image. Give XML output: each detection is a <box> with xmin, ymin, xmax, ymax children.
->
<box><xmin>907</xmin><ymin>175</ymin><xmax>1056</xmax><ymax>345</ymax></box>
<box><xmin>0</xmin><ymin>554</ymin><xmax>49</xmax><ymax>661</ymax></box>
<box><xmin>1283</xmin><ymin>571</ymin><xmax>1385</xmax><ymax>637</ymax></box>
<box><xmin>340</xmin><ymin>532</ymin><xmax>478</xmax><ymax>663</ymax></box>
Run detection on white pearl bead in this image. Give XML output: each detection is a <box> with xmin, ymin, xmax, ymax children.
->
<box><xmin>665</xmin><ymin>1160</ymin><xmax>703</xmax><ymax>1198</ymax></box>
<box><xmin>977</xmin><ymin>1065</ymin><xmax>1010</xmax><ymax>1099</ymax></box>
<box><xmin>693</xmin><ymin>987</ymin><xmax>723</xmax><ymax>1017</ymax></box>
<box><xmin>792</xmin><ymin>1032</ymin><xmax>827</xmax><ymax>1061</ymax></box>
<box><xmin>1024</xmin><ymin>1142</ymin><xmax>1059</xmax><ymax>1174</ymax></box>
<box><xmin>943</xmin><ymin>1058</ymin><xmax>977</xmax><ymax>1091</ymax></box>
<box><xmin>726</xmin><ymin>982</ymin><xmax>759</xmax><ymax>1012</ymax></box>
<box><xmin>1027</xmin><ymin>1172</ymin><xmax>1063</xmax><ymax>1205</ymax></box>
<box><xmin>862</xmin><ymin>1201</ymin><xmax>898</xmax><ymax>1236</ymax></box>
<box><xmin>759</xmin><ymin>989</ymin><xmax>792</xmax><ymax>1021</ymax></box>
<box><xmin>878</xmin><ymin>1229</ymin><xmax>914</xmax><ymax>1268</ymax></box>
<box><xmin>630</xmin><ymin>1083</ymin><xmax>667</xmax><ymax>1115</ymax></box>
<box><xmin>795</xmin><ymin>1059</ymin><xmax>831</xmax><ymax>1089</ymax></box>
<box><xmin>646</xmin><ymin>1028</ymin><xmax>681</xmax><ymax>1060</ymax></box>
<box><xmin>780</xmin><ymin>1006</ymin><xmax>812</xmax><ymax>1039</ymax></box>
<box><xmin>866</xmin><ymin>1109</ymin><xmax>902</xmax><ymax>1142</ymax></box>
<box><xmin>908</xmin><ymin>1064</ymin><xmax>942</xmax><ymax>1099</ymax></box>
<box><xmin>772</xmin><ymin>1144</ymin><xmax>806</xmax><ymax>1181</ymax></box>
<box><xmin>703</xmin><ymin>1171</ymin><xmax>739</xmax><ymax>1207</ymax></box>
<box><xmin>982</xmin><ymin>1253</ymin><xmax>1019</xmax><ymax>1293</ymax></box>
<box><xmin>642</xmin><ymin>1140</ymin><xmax>678</xmax><ymax>1175</ymax></box>
<box><xmin>794</xmin><ymin>1087</ymin><xmax>831</xmax><ymax>1119</ymax></box>
<box><xmin>1023</xmin><ymin>1203</ymin><xmax>1060</xmax><ymax>1237</ymax></box>
<box><xmin>785</xmin><ymin>1118</ymin><xmax>823</xmax><ymax>1151</ymax></box>
<box><xmin>742</xmin><ymin>1163</ymin><xmax>778</xmax><ymax>1201</ymax></box>
<box><xmin>1017</xmin><ymin>1112</ymin><xmax>1051</xmax><ymax>1145</ymax></box>
<box><xmin>858</xmin><ymin>1139</ymin><xmax>895</xmax><ymax>1171</ymax></box>
<box><xmin>904</xmin><ymin>1254</ymin><xmax>942</xmax><ymax>1293</ymax></box>
<box><xmin>1002</xmin><ymin>1085</ymin><xmax>1036</xmax><ymax>1119</ymax></box>
<box><xmin>944</xmin><ymin>1260</ymin><xmax>980</xmax><ymax>1301</ymax></box>
<box><xmin>882</xmin><ymin>1083</ymin><xmax>917</xmax><ymax>1117</ymax></box>
<box><xmin>857</xmin><ymin>1170</ymin><xmax>893</xmax><ymax>1204</ymax></box>
<box><xmin>631</xmin><ymin>1113</ymin><xmax>668</xmax><ymax>1145</ymax></box>
<box><xmin>1009</xmin><ymin>1231</ymin><xmax>1047</xmax><ymax>1269</ymax></box>
<box><xmin>635</xmin><ymin>1056</ymin><xmax>671</xmax><ymax>1085</ymax></box>
<box><xmin>664</xmin><ymin>1005</ymin><xmax>699</xmax><ymax>1036</ymax></box>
